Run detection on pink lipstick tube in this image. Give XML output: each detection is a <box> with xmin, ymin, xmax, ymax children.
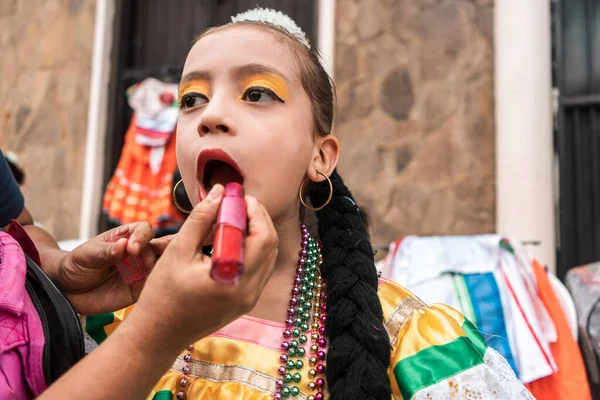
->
<box><xmin>106</xmin><ymin>231</ymin><xmax>147</xmax><ymax>284</ymax></box>
<box><xmin>211</xmin><ymin>182</ymin><xmax>247</xmax><ymax>285</ymax></box>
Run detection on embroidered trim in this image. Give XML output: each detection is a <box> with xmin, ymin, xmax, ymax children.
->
<box><xmin>384</xmin><ymin>297</ymin><xmax>425</xmax><ymax>346</ymax></box>
<box><xmin>171</xmin><ymin>357</ymin><xmax>308</xmax><ymax>399</ymax></box>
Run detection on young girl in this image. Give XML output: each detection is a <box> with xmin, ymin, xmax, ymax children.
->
<box><xmin>90</xmin><ymin>8</ymin><xmax>533</xmax><ymax>400</ymax></box>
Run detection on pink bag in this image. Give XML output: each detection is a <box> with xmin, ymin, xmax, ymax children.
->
<box><xmin>0</xmin><ymin>223</ymin><xmax>84</xmax><ymax>399</ymax></box>
<box><xmin>0</xmin><ymin>231</ymin><xmax>46</xmax><ymax>398</ymax></box>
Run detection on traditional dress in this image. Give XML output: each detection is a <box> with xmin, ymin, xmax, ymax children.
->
<box><xmin>87</xmin><ymin>279</ymin><xmax>532</xmax><ymax>399</ymax></box>
<box><xmin>102</xmin><ymin>78</ymin><xmax>184</xmax><ymax>236</ymax></box>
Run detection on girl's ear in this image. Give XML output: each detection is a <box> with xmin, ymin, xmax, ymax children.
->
<box><xmin>307</xmin><ymin>135</ymin><xmax>339</xmax><ymax>181</ymax></box>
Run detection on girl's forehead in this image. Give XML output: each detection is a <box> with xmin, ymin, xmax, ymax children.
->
<box><xmin>184</xmin><ymin>25</ymin><xmax>300</xmax><ymax>79</ymax></box>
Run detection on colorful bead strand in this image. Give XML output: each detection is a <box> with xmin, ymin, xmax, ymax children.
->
<box><xmin>177</xmin><ymin>344</ymin><xmax>194</xmax><ymax>399</ymax></box>
<box><xmin>274</xmin><ymin>225</ymin><xmax>327</xmax><ymax>399</ymax></box>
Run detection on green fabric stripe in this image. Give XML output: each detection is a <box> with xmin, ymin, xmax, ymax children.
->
<box><xmin>152</xmin><ymin>390</ymin><xmax>173</xmax><ymax>400</ymax></box>
<box><xmin>452</xmin><ymin>274</ymin><xmax>477</xmax><ymax>326</ymax></box>
<box><xmin>499</xmin><ymin>238</ymin><xmax>514</xmax><ymax>254</ymax></box>
<box><xmin>85</xmin><ymin>312</ymin><xmax>115</xmax><ymax>344</ymax></box>
<box><xmin>393</xmin><ymin>335</ymin><xmax>486</xmax><ymax>399</ymax></box>
<box><xmin>462</xmin><ymin>318</ymin><xmax>488</xmax><ymax>357</ymax></box>
<box><xmin>460</xmin><ymin>277</ymin><xmax>479</xmax><ymax>327</ymax></box>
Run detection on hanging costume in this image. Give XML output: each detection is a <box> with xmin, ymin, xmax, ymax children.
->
<box><xmin>102</xmin><ymin>78</ymin><xmax>185</xmax><ymax>235</ymax></box>
<box><xmin>524</xmin><ymin>260</ymin><xmax>591</xmax><ymax>399</ymax></box>
<box><xmin>377</xmin><ymin>235</ymin><xmax>590</xmax><ymax>400</ymax></box>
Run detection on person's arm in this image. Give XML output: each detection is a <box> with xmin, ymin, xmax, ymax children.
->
<box><xmin>21</xmin><ymin>220</ymin><xmax>67</xmax><ymax>282</ymax></box>
<box><xmin>38</xmin><ymin>185</ymin><xmax>280</xmax><ymax>399</ymax></box>
<box><xmin>0</xmin><ymin>148</ymin><xmax>67</xmax><ymax>282</ymax></box>
<box><xmin>0</xmin><ymin>151</ymin><xmax>157</xmax><ymax>315</ymax></box>
<box><xmin>3</xmin><ymin>203</ymin><xmax>68</xmax><ymax>285</ymax></box>
<box><xmin>22</xmin><ymin>220</ymin><xmax>158</xmax><ymax>316</ymax></box>
<box><xmin>38</xmin><ymin>306</ymin><xmax>186</xmax><ymax>399</ymax></box>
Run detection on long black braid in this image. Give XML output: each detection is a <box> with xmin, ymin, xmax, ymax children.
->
<box><xmin>309</xmin><ymin>170</ymin><xmax>392</xmax><ymax>399</ymax></box>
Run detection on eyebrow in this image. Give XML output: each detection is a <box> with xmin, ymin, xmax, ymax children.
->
<box><xmin>179</xmin><ymin>63</ymin><xmax>290</xmax><ymax>86</ymax></box>
<box><xmin>179</xmin><ymin>71</ymin><xmax>211</xmax><ymax>86</ymax></box>
<box><xmin>233</xmin><ymin>64</ymin><xmax>290</xmax><ymax>84</ymax></box>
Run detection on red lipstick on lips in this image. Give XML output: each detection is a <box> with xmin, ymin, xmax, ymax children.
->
<box><xmin>196</xmin><ymin>149</ymin><xmax>244</xmax><ymax>202</ymax></box>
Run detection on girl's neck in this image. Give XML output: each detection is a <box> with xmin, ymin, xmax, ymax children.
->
<box><xmin>272</xmin><ymin>213</ymin><xmax>304</xmax><ymax>272</ymax></box>
<box><xmin>246</xmin><ymin>209</ymin><xmax>306</xmax><ymax>323</ymax></box>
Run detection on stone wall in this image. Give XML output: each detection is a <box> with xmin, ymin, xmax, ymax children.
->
<box><xmin>0</xmin><ymin>0</ymin><xmax>494</xmax><ymax>244</ymax></box>
<box><xmin>334</xmin><ymin>0</ymin><xmax>495</xmax><ymax>248</ymax></box>
<box><xmin>0</xmin><ymin>0</ymin><xmax>96</xmax><ymax>240</ymax></box>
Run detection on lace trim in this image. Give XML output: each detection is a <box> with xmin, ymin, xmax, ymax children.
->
<box><xmin>384</xmin><ymin>297</ymin><xmax>425</xmax><ymax>345</ymax></box>
<box><xmin>412</xmin><ymin>348</ymin><xmax>535</xmax><ymax>399</ymax></box>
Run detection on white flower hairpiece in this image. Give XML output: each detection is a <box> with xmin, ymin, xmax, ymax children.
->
<box><xmin>231</xmin><ymin>7</ymin><xmax>311</xmax><ymax>50</ymax></box>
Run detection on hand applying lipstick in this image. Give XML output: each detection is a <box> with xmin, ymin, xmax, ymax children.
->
<box><xmin>211</xmin><ymin>182</ymin><xmax>247</xmax><ymax>284</ymax></box>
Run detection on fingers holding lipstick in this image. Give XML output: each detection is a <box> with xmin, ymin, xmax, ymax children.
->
<box><xmin>170</xmin><ymin>184</ymin><xmax>224</xmax><ymax>258</ymax></box>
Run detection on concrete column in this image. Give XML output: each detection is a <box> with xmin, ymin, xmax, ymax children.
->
<box><xmin>80</xmin><ymin>0</ymin><xmax>115</xmax><ymax>240</ymax></box>
<box><xmin>317</xmin><ymin>0</ymin><xmax>336</xmax><ymax>79</ymax></box>
<box><xmin>495</xmin><ymin>0</ymin><xmax>556</xmax><ymax>271</ymax></box>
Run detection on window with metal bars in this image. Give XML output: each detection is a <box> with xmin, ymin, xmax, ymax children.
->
<box><xmin>553</xmin><ymin>0</ymin><xmax>600</xmax><ymax>280</ymax></box>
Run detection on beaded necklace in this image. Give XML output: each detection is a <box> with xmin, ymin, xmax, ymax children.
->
<box><xmin>176</xmin><ymin>224</ymin><xmax>327</xmax><ymax>400</ymax></box>
<box><xmin>275</xmin><ymin>224</ymin><xmax>327</xmax><ymax>399</ymax></box>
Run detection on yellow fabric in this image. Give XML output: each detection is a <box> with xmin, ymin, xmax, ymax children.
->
<box><xmin>153</xmin><ymin>373</ymin><xmax>275</xmax><ymax>400</ymax></box>
<box><xmin>395</xmin><ymin>304</ymin><xmax>467</xmax><ymax>361</ymax></box>
<box><xmin>104</xmin><ymin>305</ymin><xmax>134</xmax><ymax>337</ymax></box>
<box><xmin>96</xmin><ymin>280</ymin><xmax>485</xmax><ymax>399</ymax></box>
<box><xmin>150</xmin><ymin>336</ymin><xmax>317</xmax><ymax>400</ymax></box>
<box><xmin>378</xmin><ymin>278</ymin><xmax>418</xmax><ymax>316</ymax></box>
<box><xmin>379</xmin><ymin>283</ymin><xmax>473</xmax><ymax>399</ymax></box>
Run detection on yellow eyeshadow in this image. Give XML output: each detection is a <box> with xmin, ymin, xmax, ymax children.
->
<box><xmin>241</xmin><ymin>73</ymin><xmax>290</xmax><ymax>102</ymax></box>
<box><xmin>178</xmin><ymin>80</ymin><xmax>210</xmax><ymax>102</ymax></box>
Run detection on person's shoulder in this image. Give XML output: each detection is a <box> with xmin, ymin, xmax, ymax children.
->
<box><xmin>377</xmin><ymin>279</ymin><xmax>531</xmax><ymax>400</ymax></box>
<box><xmin>377</xmin><ymin>278</ymin><xmax>426</xmax><ymax>314</ymax></box>
<box><xmin>377</xmin><ymin>278</ymin><xmax>426</xmax><ymax>341</ymax></box>
<box><xmin>377</xmin><ymin>279</ymin><xmax>474</xmax><ymax>347</ymax></box>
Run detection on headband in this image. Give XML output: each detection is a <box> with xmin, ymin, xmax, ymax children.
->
<box><xmin>231</xmin><ymin>7</ymin><xmax>311</xmax><ymax>50</ymax></box>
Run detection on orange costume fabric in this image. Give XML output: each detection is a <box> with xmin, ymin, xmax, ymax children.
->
<box><xmin>525</xmin><ymin>260</ymin><xmax>591</xmax><ymax>400</ymax></box>
<box><xmin>102</xmin><ymin>115</ymin><xmax>184</xmax><ymax>231</ymax></box>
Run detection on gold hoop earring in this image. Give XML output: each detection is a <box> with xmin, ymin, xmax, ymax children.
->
<box><xmin>172</xmin><ymin>179</ymin><xmax>191</xmax><ymax>214</ymax></box>
<box><xmin>298</xmin><ymin>171</ymin><xmax>333</xmax><ymax>212</ymax></box>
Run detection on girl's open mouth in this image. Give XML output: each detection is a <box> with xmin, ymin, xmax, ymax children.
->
<box><xmin>196</xmin><ymin>149</ymin><xmax>244</xmax><ymax>201</ymax></box>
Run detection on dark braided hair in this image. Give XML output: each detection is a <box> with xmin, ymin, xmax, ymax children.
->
<box><xmin>197</xmin><ymin>19</ymin><xmax>392</xmax><ymax>400</ymax></box>
<box><xmin>309</xmin><ymin>171</ymin><xmax>391</xmax><ymax>399</ymax></box>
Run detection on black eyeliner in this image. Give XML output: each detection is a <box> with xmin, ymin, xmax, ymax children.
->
<box><xmin>244</xmin><ymin>86</ymin><xmax>285</xmax><ymax>103</ymax></box>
